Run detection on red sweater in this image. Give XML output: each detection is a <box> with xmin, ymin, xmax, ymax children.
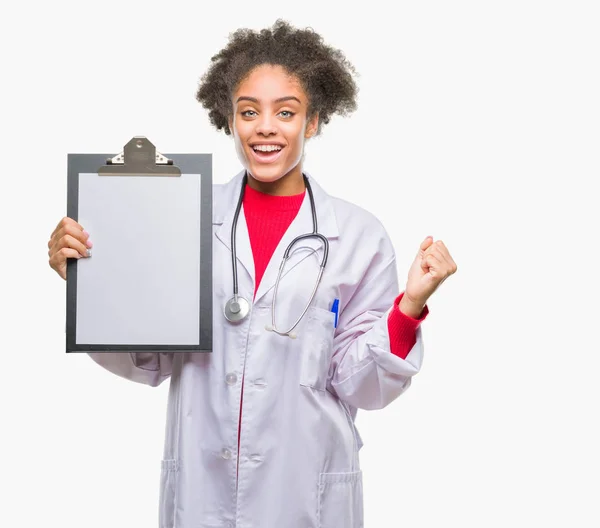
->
<box><xmin>236</xmin><ymin>183</ymin><xmax>429</xmax><ymax>467</ymax></box>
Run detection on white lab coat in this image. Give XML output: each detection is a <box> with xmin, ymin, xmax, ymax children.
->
<box><xmin>88</xmin><ymin>170</ymin><xmax>424</xmax><ymax>528</ymax></box>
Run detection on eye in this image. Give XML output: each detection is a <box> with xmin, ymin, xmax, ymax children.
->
<box><xmin>279</xmin><ymin>110</ymin><xmax>295</xmax><ymax>118</ymax></box>
<box><xmin>241</xmin><ymin>110</ymin><xmax>257</xmax><ymax>117</ymax></box>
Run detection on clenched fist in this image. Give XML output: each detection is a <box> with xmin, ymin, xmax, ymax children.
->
<box><xmin>399</xmin><ymin>236</ymin><xmax>458</xmax><ymax>318</ymax></box>
<box><xmin>48</xmin><ymin>217</ymin><xmax>93</xmax><ymax>280</ymax></box>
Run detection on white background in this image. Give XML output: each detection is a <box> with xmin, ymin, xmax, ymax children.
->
<box><xmin>2</xmin><ymin>1</ymin><xmax>599</xmax><ymax>527</ymax></box>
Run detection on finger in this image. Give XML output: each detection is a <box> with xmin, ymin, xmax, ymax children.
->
<box><xmin>50</xmin><ymin>247</ymin><xmax>81</xmax><ymax>262</ymax></box>
<box><xmin>50</xmin><ymin>247</ymin><xmax>82</xmax><ymax>280</ymax></box>
<box><xmin>421</xmin><ymin>252</ymin><xmax>442</xmax><ymax>272</ymax></box>
<box><xmin>49</xmin><ymin>247</ymin><xmax>82</xmax><ymax>271</ymax></box>
<box><xmin>50</xmin><ymin>224</ymin><xmax>92</xmax><ymax>254</ymax></box>
<box><xmin>425</xmin><ymin>247</ymin><xmax>457</xmax><ymax>278</ymax></box>
<box><xmin>49</xmin><ymin>220</ymin><xmax>88</xmax><ymax>251</ymax></box>
<box><xmin>418</xmin><ymin>236</ymin><xmax>434</xmax><ymax>255</ymax></box>
<box><xmin>49</xmin><ymin>230</ymin><xmax>83</xmax><ymax>256</ymax></box>
<box><xmin>428</xmin><ymin>245</ymin><xmax>452</xmax><ymax>269</ymax></box>
<box><xmin>50</xmin><ymin>233</ymin><xmax>90</xmax><ymax>259</ymax></box>
<box><xmin>50</xmin><ymin>217</ymin><xmax>84</xmax><ymax>241</ymax></box>
<box><xmin>423</xmin><ymin>243</ymin><xmax>446</xmax><ymax>262</ymax></box>
<box><xmin>432</xmin><ymin>240</ymin><xmax>451</xmax><ymax>260</ymax></box>
<box><xmin>422</xmin><ymin>254</ymin><xmax>453</xmax><ymax>284</ymax></box>
<box><xmin>433</xmin><ymin>241</ymin><xmax>458</xmax><ymax>273</ymax></box>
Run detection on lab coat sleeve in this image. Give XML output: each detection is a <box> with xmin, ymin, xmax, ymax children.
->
<box><xmin>86</xmin><ymin>352</ymin><xmax>173</xmax><ymax>387</ymax></box>
<box><xmin>328</xmin><ymin>255</ymin><xmax>424</xmax><ymax>411</ymax></box>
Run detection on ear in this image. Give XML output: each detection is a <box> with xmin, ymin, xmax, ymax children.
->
<box><xmin>227</xmin><ymin>115</ymin><xmax>233</xmax><ymax>134</ymax></box>
<box><xmin>304</xmin><ymin>112</ymin><xmax>319</xmax><ymax>139</ymax></box>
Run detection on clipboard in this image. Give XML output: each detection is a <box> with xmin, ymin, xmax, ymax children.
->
<box><xmin>66</xmin><ymin>136</ymin><xmax>212</xmax><ymax>353</ymax></box>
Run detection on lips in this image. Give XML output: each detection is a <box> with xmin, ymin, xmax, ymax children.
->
<box><xmin>249</xmin><ymin>145</ymin><xmax>284</xmax><ymax>164</ymax></box>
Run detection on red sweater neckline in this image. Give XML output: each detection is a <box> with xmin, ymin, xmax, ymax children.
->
<box><xmin>243</xmin><ymin>183</ymin><xmax>306</xmax><ymax>211</ymax></box>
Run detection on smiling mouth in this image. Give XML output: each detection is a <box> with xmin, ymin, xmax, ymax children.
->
<box><xmin>250</xmin><ymin>145</ymin><xmax>284</xmax><ymax>164</ymax></box>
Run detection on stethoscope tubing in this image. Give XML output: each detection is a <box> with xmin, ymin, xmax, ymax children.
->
<box><xmin>225</xmin><ymin>172</ymin><xmax>328</xmax><ymax>337</ymax></box>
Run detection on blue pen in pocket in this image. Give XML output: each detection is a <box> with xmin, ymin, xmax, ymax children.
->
<box><xmin>330</xmin><ymin>298</ymin><xmax>339</xmax><ymax>328</ymax></box>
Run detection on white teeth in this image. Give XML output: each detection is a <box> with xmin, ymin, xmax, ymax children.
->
<box><xmin>253</xmin><ymin>145</ymin><xmax>282</xmax><ymax>152</ymax></box>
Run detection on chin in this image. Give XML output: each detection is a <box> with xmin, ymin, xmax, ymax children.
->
<box><xmin>247</xmin><ymin>164</ymin><xmax>289</xmax><ymax>183</ymax></box>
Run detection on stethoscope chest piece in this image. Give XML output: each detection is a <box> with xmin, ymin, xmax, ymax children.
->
<box><xmin>224</xmin><ymin>296</ymin><xmax>250</xmax><ymax>323</ymax></box>
<box><xmin>223</xmin><ymin>172</ymin><xmax>327</xmax><ymax>335</ymax></box>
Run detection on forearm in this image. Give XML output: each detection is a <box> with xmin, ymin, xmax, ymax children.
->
<box><xmin>399</xmin><ymin>292</ymin><xmax>427</xmax><ymax>319</ymax></box>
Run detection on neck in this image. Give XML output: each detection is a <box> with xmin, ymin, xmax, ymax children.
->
<box><xmin>246</xmin><ymin>167</ymin><xmax>305</xmax><ymax>196</ymax></box>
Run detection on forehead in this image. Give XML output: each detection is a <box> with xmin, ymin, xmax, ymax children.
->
<box><xmin>234</xmin><ymin>64</ymin><xmax>308</xmax><ymax>104</ymax></box>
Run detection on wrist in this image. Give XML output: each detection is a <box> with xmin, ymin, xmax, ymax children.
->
<box><xmin>398</xmin><ymin>292</ymin><xmax>426</xmax><ymax>319</ymax></box>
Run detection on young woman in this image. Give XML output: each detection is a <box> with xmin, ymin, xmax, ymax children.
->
<box><xmin>48</xmin><ymin>20</ymin><xmax>457</xmax><ymax>528</ymax></box>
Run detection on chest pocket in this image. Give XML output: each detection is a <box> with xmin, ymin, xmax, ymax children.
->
<box><xmin>298</xmin><ymin>306</ymin><xmax>336</xmax><ymax>391</ymax></box>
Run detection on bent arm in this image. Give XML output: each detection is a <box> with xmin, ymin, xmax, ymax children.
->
<box><xmin>328</xmin><ymin>256</ymin><xmax>425</xmax><ymax>411</ymax></box>
<box><xmin>87</xmin><ymin>352</ymin><xmax>173</xmax><ymax>387</ymax></box>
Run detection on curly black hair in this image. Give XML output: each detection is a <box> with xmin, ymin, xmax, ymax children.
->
<box><xmin>195</xmin><ymin>19</ymin><xmax>359</xmax><ymax>136</ymax></box>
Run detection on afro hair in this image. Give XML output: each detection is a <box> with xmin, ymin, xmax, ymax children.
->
<box><xmin>195</xmin><ymin>19</ymin><xmax>359</xmax><ymax>136</ymax></box>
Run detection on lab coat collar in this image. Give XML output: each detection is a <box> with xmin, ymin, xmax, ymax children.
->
<box><xmin>214</xmin><ymin>169</ymin><xmax>339</xmax><ymax>304</ymax></box>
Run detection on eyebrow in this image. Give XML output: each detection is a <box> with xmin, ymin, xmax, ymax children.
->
<box><xmin>236</xmin><ymin>96</ymin><xmax>302</xmax><ymax>105</ymax></box>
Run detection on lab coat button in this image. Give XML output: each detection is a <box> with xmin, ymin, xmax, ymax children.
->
<box><xmin>225</xmin><ymin>373</ymin><xmax>237</xmax><ymax>385</ymax></box>
<box><xmin>221</xmin><ymin>448</ymin><xmax>232</xmax><ymax>460</ymax></box>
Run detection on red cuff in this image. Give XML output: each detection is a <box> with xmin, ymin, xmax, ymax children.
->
<box><xmin>387</xmin><ymin>292</ymin><xmax>429</xmax><ymax>360</ymax></box>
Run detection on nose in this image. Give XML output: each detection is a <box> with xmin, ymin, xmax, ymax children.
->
<box><xmin>255</xmin><ymin>114</ymin><xmax>278</xmax><ymax>136</ymax></box>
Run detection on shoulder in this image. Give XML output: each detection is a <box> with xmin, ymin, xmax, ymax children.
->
<box><xmin>330</xmin><ymin>194</ymin><xmax>385</xmax><ymax>231</ymax></box>
<box><xmin>212</xmin><ymin>170</ymin><xmax>245</xmax><ymax>222</ymax></box>
<box><xmin>309</xmin><ymin>175</ymin><xmax>397</xmax><ymax>261</ymax></box>
<box><xmin>334</xmin><ymin>196</ymin><xmax>396</xmax><ymax>256</ymax></box>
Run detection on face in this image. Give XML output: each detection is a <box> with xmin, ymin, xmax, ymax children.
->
<box><xmin>228</xmin><ymin>64</ymin><xmax>319</xmax><ymax>195</ymax></box>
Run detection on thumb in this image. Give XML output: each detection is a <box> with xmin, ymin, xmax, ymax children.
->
<box><xmin>418</xmin><ymin>236</ymin><xmax>434</xmax><ymax>254</ymax></box>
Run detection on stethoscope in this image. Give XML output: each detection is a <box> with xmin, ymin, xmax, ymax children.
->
<box><xmin>224</xmin><ymin>172</ymin><xmax>329</xmax><ymax>338</ymax></box>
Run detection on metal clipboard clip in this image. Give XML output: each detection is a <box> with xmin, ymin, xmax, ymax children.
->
<box><xmin>98</xmin><ymin>136</ymin><xmax>181</xmax><ymax>176</ymax></box>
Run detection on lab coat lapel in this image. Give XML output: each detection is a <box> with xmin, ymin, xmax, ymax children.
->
<box><xmin>253</xmin><ymin>174</ymin><xmax>339</xmax><ymax>305</ymax></box>
<box><xmin>214</xmin><ymin>171</ymin><xmax>255</xmax><ymax>291</ymax></box>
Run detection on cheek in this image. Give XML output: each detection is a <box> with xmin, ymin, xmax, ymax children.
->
<box><xmin>232</xmin><ymin>132</ymin><xmax>242</xmax><ymax>153</ymax></box>
<box><xmin>231</xmin><ymin>123</ymin><xmax>250</xmax><ymax>166</ymax></box>
<box><xmin>286</xmin><ymin>123</ymin><xmax>307</xmax><ymax>152</ymax></box>
<box><xmin>232</xmin><ymin>122</ymin><xmax>248</xmax><ymax>150</ymax></box>
<box><xmin>232</xmin><ymin>113</ymin><xmax>250</xmax><ymax>137</ymax></box>
<box><xmin>232</xmin><ymin>119</ymin><xmax>242</xmax><ymax>141</ymax></box>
